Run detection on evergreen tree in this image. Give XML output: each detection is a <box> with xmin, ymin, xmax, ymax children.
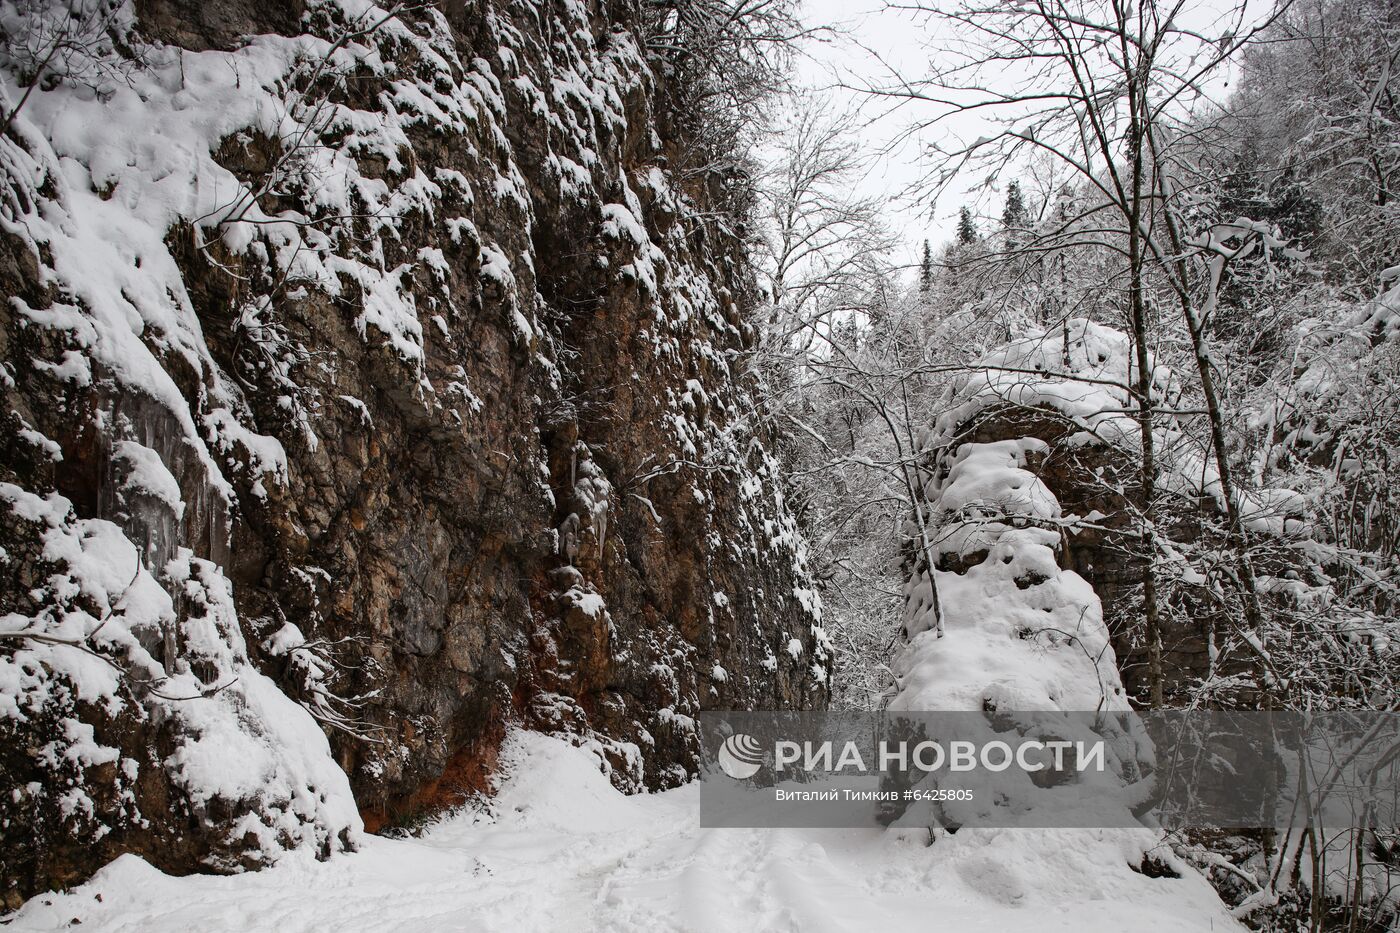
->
<box><xmin>1001</xmin><ymin>180</ymin><xmax>1027</xmax><ymax>247</ymax></box>
<box><xmin>919</xmin><ymin>239</ymin><xmax>932</xmax><ymax>294</ymax></box>
<box><xmin>956</xmin><ymin>206</ymin><xmax>978</xmax><ymax>245</ymax></box>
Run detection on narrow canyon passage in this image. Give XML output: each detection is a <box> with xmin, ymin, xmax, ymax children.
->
<box><xmin>3</xmin><ymin>0</ymin><xmax>1398</xmax><ymax>928</ymax></box>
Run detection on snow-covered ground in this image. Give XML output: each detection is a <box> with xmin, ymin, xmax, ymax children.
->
<box><xmin>9</xmin><ymin>732</ymin><xmax>1240</xmax><ymax>932</ymax></box>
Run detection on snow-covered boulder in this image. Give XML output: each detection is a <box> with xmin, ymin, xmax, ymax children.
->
<box><xmin>0</xmin><ymin>484</ymin><xmax>359</xmax><ymax>907</ymax></box>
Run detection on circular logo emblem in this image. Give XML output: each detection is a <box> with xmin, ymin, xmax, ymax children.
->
<box><xmin>717</xmin><ymin>733</ymin><xmax>764</xmax><ymax>779</ymax></box>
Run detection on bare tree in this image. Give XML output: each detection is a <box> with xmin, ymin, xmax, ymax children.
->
<box><xmin>863</xmin><ymin>0</ymin><xmax>1303</xmax><ymax>707</ymax></box>
<box><xmin>0</xmin><ymin>0</ymin><xmax>142</xmax><ymax>136</ymax></box>
<box><xmin>643</xmin><ymin>0</ymin><xmax>815</xmax><ymax>185</ymax></box>
<box><xmin>753</xmin><ymin>95</ymin><xmax>896</xmax><ymax>356</ymax></box>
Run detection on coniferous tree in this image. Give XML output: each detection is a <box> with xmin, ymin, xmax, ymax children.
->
<box><xmin>956</xmin><ymin>206</ymin><xmax>978</xmax><ymax>245</ymax></box>
<box><xmin>1001</xmin><ymin>180</ymin><xmax>1027</xmax><ymax>247</ymax></box>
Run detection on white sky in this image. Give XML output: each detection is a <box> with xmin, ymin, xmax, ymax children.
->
<box><xmin>791</xmin><ymin>0</ymin><xmax>949</xmax><ymax>270</ymax></box>
<box><xmin>789</xmin><ymin>0</ymin><xmax>1269</xmax><ymax>273</ymax></box>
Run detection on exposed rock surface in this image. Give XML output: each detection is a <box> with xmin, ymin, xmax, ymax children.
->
<box><xmin>0</xmin><ymin>0</ymin><xmax>829</xmax><ymax>906</ymax></box>
<box><xmin>901</xmin><ymin>318</ymin><xmax>1295</xmax><ymax>708</ymax></box>
<box><xmin>934</xmin><ymin>403</ymin><xmax>1211</xmax><ymax>705</ymax></box>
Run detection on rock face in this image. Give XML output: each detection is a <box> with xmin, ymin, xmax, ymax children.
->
<box><xmin>0</xmin><ymin>0</ymin><xmax>829</xmax><ymax>905</ymax></box>
<box><xmin>902</xmin><ymin>319</ymin><xmax>1280</xmax><ymax>708</ymax></box>
<box><xmin>933</xmin><ymin>403</ymin><xmax>1209</xmax><ymax>706</ymax></box>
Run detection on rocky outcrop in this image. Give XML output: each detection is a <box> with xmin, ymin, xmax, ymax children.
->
<box><xmin>0</xmin><ymin>0</ymin><xmax>829</xmax><ymax>906</ymax></box>
<box><xmin>932</xmin><ymin>401</ymin><xmax>1211</xmax><ymax>706</ymax></box>
<box><xmin>902</xmin><ymin>319</ymin><xmax>1259</xmax><ymax>707</ymax></box>
<box><xmin>885</xmin><ymin>319</ymin><xmax>1239</xmax><ymax>928</ymax></box>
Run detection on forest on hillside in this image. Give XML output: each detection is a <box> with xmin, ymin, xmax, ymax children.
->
<box><xmin>750</xmin><ymin>4</ymin><xmax>1400</xmax><ymax>924</ymax></box>
<box><xmin>761</xmin><ymin>0</ymin><xmax>1400</xmax><ymax>715</ymax></box>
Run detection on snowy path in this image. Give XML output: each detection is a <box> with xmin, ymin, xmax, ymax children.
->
<box><xmin>9</xmin><ymin>734</ymin><xmax>1241</xmax><ymax>932</ymax></box>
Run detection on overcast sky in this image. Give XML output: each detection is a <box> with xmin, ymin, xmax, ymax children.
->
<box><xmin>789</xmin><ymin>0</ymin><xmax>1269</xmax><ymax>274</ymax></box>
<box><xmin>790</xmin><ymin>0</ymin><xmax>945</xmax><ymax>271</ymax></box>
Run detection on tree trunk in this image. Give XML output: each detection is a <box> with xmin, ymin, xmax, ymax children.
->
<box><xmin>1126</xmin><ymin>109</ymin><xmax>1165</xmax><ymax>710</ymax></box>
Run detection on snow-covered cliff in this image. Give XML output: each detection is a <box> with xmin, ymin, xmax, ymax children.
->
<box><xmin>887</xmin><ymin>319</ymin><xmax>1252</xmax><ymax>924</ymax></box>
<box><xmin>0</xmin><ymin>0</ymin><xmax>829</xmax><ymax>905</ymax></box>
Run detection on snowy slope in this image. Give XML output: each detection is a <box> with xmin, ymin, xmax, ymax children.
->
<box><xmin>7</xmin><ymin>731</ymin><xmax>1241</xmax><ymax>933</ymax></box>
